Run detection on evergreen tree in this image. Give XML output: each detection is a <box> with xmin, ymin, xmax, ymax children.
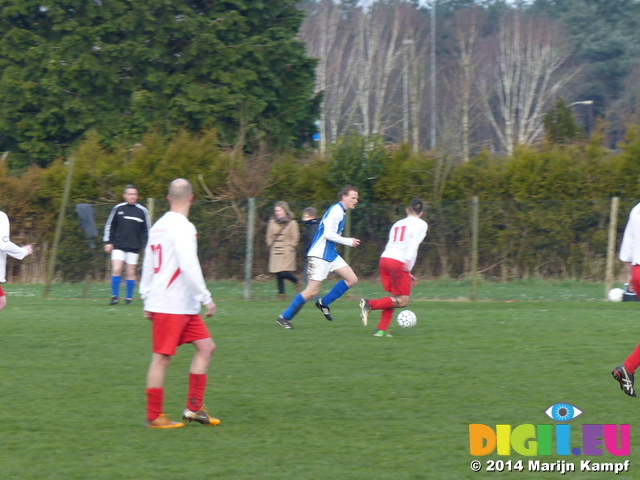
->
<box><xmin>0</xmin><ymin>0</ymin><xmax>319</xmax><ymax>167</ymax></box>
<box><xmin>543</xmin><ymin>98</ymin><xmax>582</xmax><ymax>143</ymax></box>
<box><xmin>530</xmin><ymin>0</ymin><xmax>640</xmax><ymax>130</ymax></box>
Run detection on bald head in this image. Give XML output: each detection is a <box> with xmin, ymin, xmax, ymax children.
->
<box><xmin>167</xmin><ymin>178</ymin><xmax>194</xmax><ymax>216</ymax></box>
<box><xmin>168</xmin><ymin>178</ymin><xmax>193</xmax><ymax>201</ymax></box>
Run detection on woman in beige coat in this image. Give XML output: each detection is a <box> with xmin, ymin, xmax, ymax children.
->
<box><xmin>266</xmin><ymin>201</ymin><xmax>301</xmax><ymax>300</ymax></box>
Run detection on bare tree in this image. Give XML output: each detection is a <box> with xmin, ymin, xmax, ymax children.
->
<box><xmin>478</xmin><ymin>12</ymin><xmax>575</xmax><ymax>155</ymax></box>
<box><xmin>451</xmin><ymin>6</ymin><xmax>484</xmax><ymax>162</ymax></box>
<box><xmin>299</xmin><ymin>0</ymin><xmax>341</xmax><ymax>152</ymax></box>
<box><xmin>351</xmin><ymin>2</ymin><xmax>407</xmax><ymax>138</ymax></box>
<box><xmin>398</xmin><ymin>3</ymin><xmax>431</xmax><ymax>152</ymax></box>
<box><xmin>300</xmin><ymin>0</ymin><xmax>360</xmax><ymax>146</ymax></box>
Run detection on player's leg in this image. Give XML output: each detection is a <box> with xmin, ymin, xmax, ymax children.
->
<box><xmin>181</xmin><ymin>316</ymin><xmax>220</xmax><ymax>425</ymax></box>
<box><xmin>367</xmin><ymin>259</ymin><xmax>410</xmax><ymax>310</ymax></box>
<box><xmin>612</xmin><ymin>265</ymin><xmax>640</xmax><ymax>397</ymax></box>
<box><xmin>109</xmin><ymin>251</ymin><xmax>125</xmax><ymax>304</ymax></box>
<box><xmin>374</xmin><ymin>309</ymin><xmax>395</xmax><ymax>336</ymax></box>
<box><xmin>276</xmin><ymin>258</ymin><xmax>326</xmax><ymax>328</ymax></box>
<box><xmin>360</xmin><ymin>259</ymin><xmax>390</xmax><ymax>326</ymax></box>
<box><xmin>124</xmin><ymin>253</ymin><xmax>139</xmax><ymax>304</ymax></box>
<box><xmin>303</xmin><ymin>258</ymin><xmax>315</xmax><ymax>300</ymax></box>
<box><xmin>0</xmin><ymin>286</ymin><xmax>6</xmax><ymax>311</ymax></box>
<box><xmin>124</xmin><ymin>263</ymin><xmax>136</xmax><ymax>303</ymax></box>
<box><xmin>315</xmin><ymin>258</ymin><xmax>356</xmax><ymax>321</ymax></box>
<box><xmin>146</xmin><ymin>353</ymin><xmax>182</xmax><ymax>427</ymax></box>
<box><xmin>146</xmin><ymin>313</ymin><xmax>184</xmax><ymax>428</ymax></box>
<box><xmin>277</xmin><ymin>280</ymin><xmax>322</xmax><ymax>329</ymax></box>
<box><xmin>186</xmin><ymin>337</ymin><xmax>216</xmax><ymax>418</ymax></box>
<box><xmin>369</xmin><ymin>258</ymin><xmax>411</xmax><ymax>335</ymax></box>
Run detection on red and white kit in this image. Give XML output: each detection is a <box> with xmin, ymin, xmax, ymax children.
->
<box><xmin>381</xmin><ymin>216</ymin><xmax>428</xmax><ymax>272</ymax></box>
<box><xmin>140</xmin><ymin>211</ymin><xmax>212</xmax><ymax>314</ymax></box>
<box><xmin>0</xmin><ymin>211</ymin><xmax>30</xmax><ymax>283</ymax></box>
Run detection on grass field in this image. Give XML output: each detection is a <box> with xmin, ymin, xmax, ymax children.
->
<box><xmin>1</xmin><ymin>279</ymin><xmax>638</xmax><ymax>479</ymax></box>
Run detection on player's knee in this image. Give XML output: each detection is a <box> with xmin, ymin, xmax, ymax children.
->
<box><xmin>397</xmin><ymin>296</ymin><xmax>409</xmax><ymax>308</ymax></box>
<box><xmin>303</xmin><ymin>283</ymin><xmax>321</xmax><ymax>299</ymax></box>
<box><xmin>0</xmin><ymin>295</ymin><xmax>7</xmax><ymax>311</ymax></box>
<box><xmin>153</xmin><ymin>354</ymin><xmax>172</xmax><ymax>369</ymax></box>
<box><xmin>346</xmin><ymin>274</ymin><xmax>358</xmax><ymax>287</ymax></box>
<box><xmin>199</xmin><ymin>339</ymin><xmax>216</xmax><ymax>357</ymax></box>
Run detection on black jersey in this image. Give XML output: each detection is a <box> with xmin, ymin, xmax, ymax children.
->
<box><xmin>103</xmin><ymin>202</ymin><xmax>151</xmax><ymax>253</ymax></box>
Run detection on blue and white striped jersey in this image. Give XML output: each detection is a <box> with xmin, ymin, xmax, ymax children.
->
<box><xmin>307</xmin><ymin>202</ymin><xmax>354</xmax><ymax>261</ymax></box>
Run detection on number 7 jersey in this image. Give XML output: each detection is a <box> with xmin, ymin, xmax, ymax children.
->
<box><xmin>139</xmin><ymin>211</ymin><xmax>213</xmax><ymax>314</ymax></box>
<box><xmin>380</xmin><ymin>216</ymin><xmax>428</xmax><ymax>272</ymax></box>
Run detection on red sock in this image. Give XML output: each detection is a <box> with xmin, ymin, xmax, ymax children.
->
<box><xmin>187</xmin><ymin>373</ymin><xmax>207</xmax><ymax>411</ymax></box>
<box><xmin>146</xmin><ymin>388</ymin><xmax>163</xmax><ymax>422</ymax></box>
<box><xmin>624</xmin><ymin>343</ymin><xmax>640</xmax><ymax>373</ymax></box>
<box><xmin>376</xmin><ymin>308</ymin><xmax>394</xmax><ymax>331</ymax></box>
<box><xmin>369</xmin><ymin>297</ymin><xmax>393</xmax><ymax>310</ymax></box>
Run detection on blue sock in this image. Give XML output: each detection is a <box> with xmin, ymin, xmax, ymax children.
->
<box><xmin>126</xmin><ymin>280</ymin><xmax>135</xmax><ymax>299</ymax></box>
<box><xmin>322</xmin><ymin>280</ymin><xmax>349</xmax><ymax>305</ymax></box>
<box><xmin>282</xmin><ymin>294</ymin><xmax>306</xmax><ymax>320</ymax></box>
<box><xmin>111</xmin><ymin>276</ymin><xmax>121</xmax><ymax>297</ymax></box>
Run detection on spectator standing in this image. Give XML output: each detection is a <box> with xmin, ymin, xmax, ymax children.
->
<box><xmin>266</xmin><ymin>201</ymin><xmax>301</xmax><ymax>300</ymax></box>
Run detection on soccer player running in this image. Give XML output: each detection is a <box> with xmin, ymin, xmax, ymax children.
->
<box><xmin>104</xmin><ymin>184</ymin><xmax>151</xmax><ymax>305</ymax></box>
<box><xmin>359</xmin><ymin>199</ymin><xmax>428</xmax><ymax>337</ymax></box>
<box><xmin>276</xmin><ymin>185</ymin><xmax>361</xmax><ymax>329</ymax></box>
<box><xmin>141</xmin><ymin>179</ymin><xmax>220</xmax><ymax>428</ymax></box>
<box><xmin>612</xmin><ymin>201</ymin><xmax>640</xmax><ymax>397</ymax></box>
<box><xmin>0</xmin><ymin>211</ymin><xmax>33</xmax><ymax>311</ymax></box>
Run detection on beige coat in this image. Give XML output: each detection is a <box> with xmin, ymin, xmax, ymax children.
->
<box><xmin>266</xmin><ymin>218</ymin><xmax>299</xmax><ymax>273</ymax></box>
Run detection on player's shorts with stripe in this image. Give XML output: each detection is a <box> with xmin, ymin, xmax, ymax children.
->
<box><xmin>379</xmin><ymin>257</ymin><xmax>411</xmax><ymax>296</ymax></box>
<box><xmin>151</xmin><ymin>312</ymin><xmax>211</xmax><ymax>356</ymax></box>
<box><xmin>111</xmin><ymin>249</ymin><xmax>139</xmax><ymax>265</ymax></box>
<box><xmin>307</xmin><ymin>255</ymin><xmax>348</xmax><ymax>282</ymax></box>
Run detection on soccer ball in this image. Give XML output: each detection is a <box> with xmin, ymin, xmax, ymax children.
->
<box><xmin>608</xmin><ymin>288</ymin><xmax>624</xmax><ymax>303</ymax></box>
<box><xmin>396</xmin><ymin>310</ymin><xmax>417</xmax><ymax>328</ymax></box>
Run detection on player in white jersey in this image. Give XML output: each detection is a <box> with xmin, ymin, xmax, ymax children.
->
<box><xmin>276</xmin><ymin>185</ymin><xmax>361</xmax><ymax>329</ymax></box>
<box><xmin>359</xmin><ymin>199</ymin><xmax>428</xmax><ymax>337</ymax></box>
<box><xmin>139</xmin><ymin>179</ymin><xmax>220</xmax><ymax>429</ymax></box>
<box><xmin>0</xmin><ymin>211</ymin><xmax>33</xmax><ymax>311</ymax></box>
<box><xmin>612</xmin><ymin>201</ymin><xmax>640</xmax><ymax>397</ymax></box>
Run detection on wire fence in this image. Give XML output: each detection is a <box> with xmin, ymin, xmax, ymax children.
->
<box><xmin>6</xmin><ymin>197</ymin><xmax>635</xmax><ymax>299</ymax></box>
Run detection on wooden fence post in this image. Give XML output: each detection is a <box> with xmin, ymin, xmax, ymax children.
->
<box><xmin>605</xmin><ymin>197</ymin><xmax>620</xmax><ymax>300</ymax></box>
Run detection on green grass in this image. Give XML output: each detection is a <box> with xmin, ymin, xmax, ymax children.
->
<box><xmin>0</xmin><ymin>281</ymin><xmax>637</xmax><ymax>479</ymax></box>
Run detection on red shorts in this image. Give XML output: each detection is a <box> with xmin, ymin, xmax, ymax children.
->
<box><xmin>379</xmin><ymin>257</ymin><xmax>411</xmax><ymax>296</ymax></box>
<box><xmin>0</xmin><ymin>285</ymin><xmax>5</xmax><ymax>297</ymax></box>
<box><xmin>151</xmin><ymin>312</ymin><xmax>211</xmax><ymax>356</ymax></box>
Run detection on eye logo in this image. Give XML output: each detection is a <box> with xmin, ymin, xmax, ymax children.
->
<box><xmin>544</xmin><ymin>403</ymin><xmax>583</xmax><ymax>422</ymax></box>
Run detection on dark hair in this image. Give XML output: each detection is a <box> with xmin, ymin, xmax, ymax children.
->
<box><xmin>338</xmin><ymin>185</ymin><xmax>358</xmax><ymax>200</ymax></box>
<box><xmin>408</xmin><ymin>198</ymin><xmax>423</xmax><ymax>215</ymax></box>
<box><xmin>302</xmin><ymin>207</ymin><xmax>317</xmax><ymax>217</ymax></box>
<box><xmin>123</xmin><ymin>184</ymin><xmax>138</xmax><ymax>193</ymax></box>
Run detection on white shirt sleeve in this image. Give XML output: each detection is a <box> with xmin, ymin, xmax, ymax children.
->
<box><xmin>139</xmin><ymin>241</ymin><xmax>153</xmax><ymax>299</ymax></box>
<box><xmin>322</xmin><ymin>205</ymin><xmax>353</xmax><ymax>247</ymax></box>
<box><xmin>620</xmin><ymin>204</ymin><xmax>640</xmax><ymax>264</ymax></box>
<box><xmin>0</xmin><ymin>212</ymin><xmax>27</xmax><ymax>260</ymax></box>
<box><xmin>405</xmin><ymin>221</ymin><xmax>428</xmax><ymax>271</ymax></box>
<box><xmin>174</xmin><ymin>226</ymin><xmax>212</xmax><ymax>305</ymax></box>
